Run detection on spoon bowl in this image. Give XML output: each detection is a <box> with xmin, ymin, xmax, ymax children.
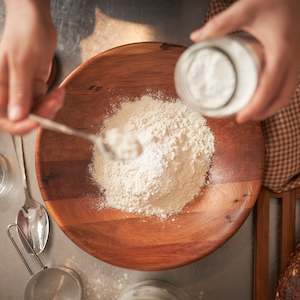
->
<box><xmin>17</xmin><ymin>202</ymin><xmax>49</xmax><ymax>254</ymax></box>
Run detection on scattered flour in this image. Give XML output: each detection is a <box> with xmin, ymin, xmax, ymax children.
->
<box><xmin>90</xmin><ymin>94</ymin><xmax>215</xmax><ymax>218</ymax></box>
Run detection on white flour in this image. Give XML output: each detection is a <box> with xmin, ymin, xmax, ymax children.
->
<box><xmin>103</xmin><ymin>128</ymin><xmax>143</xmax><ymax>161</ymax></box>
<box><xmin>187</xmin><ymin>48</ymin><xmax>236</xmax><ymax>109</ymax></box>
<box><xmin>90</xmin><ymin>94</ymin><xmax>215</xmax><ymax>218</ymax></box>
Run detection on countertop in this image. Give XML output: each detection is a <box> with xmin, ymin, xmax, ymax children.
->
<box><xmin>0</xmin><ymin>1</ymin><xmax>299</xmax><ymax>299</ymax></box>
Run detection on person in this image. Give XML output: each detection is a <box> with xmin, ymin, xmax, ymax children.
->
<box><xmin>0</xmin><ymin>0</ymin><xmax>300</xmax><ymax>134</ymax></box>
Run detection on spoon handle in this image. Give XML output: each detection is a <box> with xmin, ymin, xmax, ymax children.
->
<box><xmin>30</xmin><ymin>114</ymin><xmax>117</xmax><ymax>160</ymax></box>
<box><xmin>12</xmin><ymin>136</ymin><xmax>35</xmax><ymax>209</ymax></box>
<box><xmin>29</xmin><ymin>114</ymin><xmax>96</xmax><ymax>143</ymax></box>
<box><xmin>19</xmin><ymin>137</ymin><xmax>37</xmax><ymax>207</ymax></box>
<box><xmin>18</xmin><ymin>137</ymin><xmax>29</xmax><ymax>191</ymax></box>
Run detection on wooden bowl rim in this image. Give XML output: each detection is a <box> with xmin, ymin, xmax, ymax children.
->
<box><xmin>35</xmin><ymin>42</ymin><xmax>264</xmax><ymax>270</ymax></box>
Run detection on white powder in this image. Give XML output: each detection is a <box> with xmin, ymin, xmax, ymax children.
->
<box><xmin>187</xmin><ymin>48</ymin><xmax>236</xmax><ymax>109</ymax></box>
<box><xmin>103</xmin><ymin>128</ymin><xmax>143</xmax><ymax>161</ymax></box>
<box><xmin>90</xmin><ymin>94</ymin><xmax>215</xmax><ymax>218</ymax></box>
<box><xmin>176</xmin><ymin>38</ymin><xmax>259</xmax><ymax>117</ymax></box>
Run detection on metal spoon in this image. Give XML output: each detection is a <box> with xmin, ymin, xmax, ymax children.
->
<box><xmin>15</xmin><ymin>136</ymin><xmax>50</xmax><ymax>255</ymax></box>
<box><xmin>29</xmin><ymin>114</ymin><xmax>143</xmax><ymax>160</ymax></box>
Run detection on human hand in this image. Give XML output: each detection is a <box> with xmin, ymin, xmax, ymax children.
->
<box><xmin>0</xmin><ymin>0</ymin><xmax>64</xmax><ymax>134</ymax></box>
<box><xmin>191</xmin><ymin>0</ymin><xmax>300</xmax><ymax>123</ymax></box>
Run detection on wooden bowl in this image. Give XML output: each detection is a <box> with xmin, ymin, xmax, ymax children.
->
<box><xmin>36</xmin><ymin>42</ymin><xmax>265</xmax><ymax>271</ymax></box>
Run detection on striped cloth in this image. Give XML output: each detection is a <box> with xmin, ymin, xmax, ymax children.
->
<box><xmin>207</xmin><ymin>0</ymin><xmax>300</xmax><ymax>193</ymax></box>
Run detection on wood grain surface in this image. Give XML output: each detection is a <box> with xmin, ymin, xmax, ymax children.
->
<box><xmin>281</xmin><ymin>190</ymin><xmax>296</xmax><ymax>272</ymax></box>
<box><xmin>35</xmin><ymin>42</ymin><xmax>265</xmax><ymax>270</ymax></box>
<box><xmin>255</xmin><ymin>189</ymin><xmax>271</xmax><ymax>300</ymax></box>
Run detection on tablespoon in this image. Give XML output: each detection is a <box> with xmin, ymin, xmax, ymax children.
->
<box><xmin>29</xmin><ymin>114</ymin><xmax>142</xmax><ymax>160</ymax></box>
<box><xmin>15</xmin><ymin>136</ymin><xmax>49</xmax><ymax>254</ymax></box>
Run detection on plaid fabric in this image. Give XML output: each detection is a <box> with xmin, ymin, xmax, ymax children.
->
<box><xmin>207</xmin><ymin>0</ymin><xmax>300</xmax><ymax>193</ymax></box>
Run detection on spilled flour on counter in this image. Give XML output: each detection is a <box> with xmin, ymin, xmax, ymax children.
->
<box><xmin>90</xmin><ymin>94</ymin><xmax>215</xmax><ymax>218</ymax></box>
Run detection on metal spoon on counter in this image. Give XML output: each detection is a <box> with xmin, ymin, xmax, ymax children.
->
<box><xmin>29</xmin><ymin>114</ymin><xmax>143</xmax><ymax>161</ymax></box>
<box><xmin>15</xmin><ymin>136</ymin><xmax>50</xmax><ymax>254</ymax></box>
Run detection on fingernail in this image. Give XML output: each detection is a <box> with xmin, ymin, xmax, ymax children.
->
<box><xmin>236</xmin><ymin>112</ymin><xmax>244</xmax><ymax>123</ymax></box>
<box><xmin>190</xmin><ymin>31</ymin><xmax>200</xmax><ymax>41</ymax></box>
<box><xmin>236</xmin><ymin>116</ymin><xmax>248</xmax><ymax>124</ymax></box>
<box><xmin>8</xmin><ymin>105</ymin><xmax>23</xmax><ymax>121</ymax></box>
<box><xmin>190</xmin><ymin>30</ymin><xmax>203</xmax><ymax>42</ymax></box>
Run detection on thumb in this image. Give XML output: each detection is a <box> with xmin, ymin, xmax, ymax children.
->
<box><xmin>8</xmin><ymin>58</ymin><xmax>33</xmax><ymax>121</ymax></box>
<box><xmin>191</xmin><ymin>1</ymin><xmax>253</xmax><ymax>42</ymax></box>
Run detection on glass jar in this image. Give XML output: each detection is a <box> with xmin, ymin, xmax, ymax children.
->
<box><xmin>175</xmin><ymin>33</ymin><xmax>263</xmax><ymax>117</ymax></box>
<box><xmin>0</xmin><ymin>154</ymin><xmax>13</xmax><ymax>197</ymax></box>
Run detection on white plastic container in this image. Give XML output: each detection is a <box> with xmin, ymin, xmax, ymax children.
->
<box><xmin>175</xmin><ymin>34</ymin><xmax>263</xmax><ymax>117</ymax></box>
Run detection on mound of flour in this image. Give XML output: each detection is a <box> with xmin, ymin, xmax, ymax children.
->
<box><xmin>90</xmin><ymin>95</ymin><xmax>215</xmax><ymax>218</ymax></box>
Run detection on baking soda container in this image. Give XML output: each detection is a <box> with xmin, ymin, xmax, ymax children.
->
<box><xmin>118</xmin><ymin>280</ymin><xmax>190</xmax><ymax>300</ymax></box>
<box><xmin>175</xmin><ymin>34</ymin><xmax>263</xmax><ymax>117</ymax></box>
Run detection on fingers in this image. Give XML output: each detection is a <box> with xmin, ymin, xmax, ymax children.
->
<box><xmin>33</xmin><ymin>79</ymin><xmax>48</xmax><ymax>99</ymax></box>
<box><xmin>191</xmin><ymin>1</ymin><xmax>254</xmax><ymax>41</ymax></box>
<box><xmin>0</xmin><ymin>88</ymin><xmax>65</xmax><ymax>135</ymax></box>
<box><xmin>0</xmin><ymin>51</ymin><xmax>36</xmax><ymax>134</ymax></box>
<box><xmin>0</xmin><ymin>54</ymin><xmax>8</xmax><ymax>117</ymax></box>
<box><xmin>33</xmin><ymin>87</ymin><xmax>65</xmax><ymax>118</ymax></box>
<box><xmin>236</xmin><ymin>50</ymin><xmax>288</xmax><ymax>123</ymax></box>
<box><xmin>8</xmin><ymin>56</ymin><xmax>34</xmax><ymax>121</ymax></box>
<box><xmin>0</xmin><ymin>118</ymin><xmax>37</xmax><ymax>135</ymax></box>
<box><xmin>255</xmin><ymin>67</ymin><xmax>299</xmax><ymax>119</ymax></box>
